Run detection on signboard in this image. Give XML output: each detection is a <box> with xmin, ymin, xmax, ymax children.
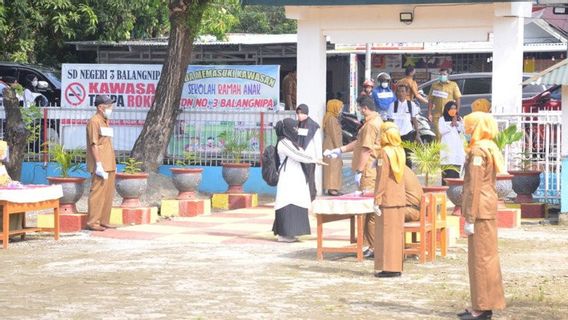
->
<box><xmin>61</xmin><ymin>64</ymin><xmax>280</xmax><ymax>111</ymax></box>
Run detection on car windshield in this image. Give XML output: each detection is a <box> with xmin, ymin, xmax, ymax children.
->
<box><xmin>550</xmin><ymin>86</ymin><xmax>561</xmax><ymax>100</ymax></box>
<box><xmin>43</xmin><ymin>71</ymin><xmax>61</xmax><ymax>88</ymax></box>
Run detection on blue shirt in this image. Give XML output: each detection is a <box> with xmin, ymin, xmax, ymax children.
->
<box><xmin>371</xmin><ymin>87</ymin><xmax>395</xmax><ymax>112</ymax></box>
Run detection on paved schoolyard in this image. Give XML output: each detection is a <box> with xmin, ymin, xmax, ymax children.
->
<box><xmin>1</xmin><ymin>204</ymin><xmax>567</xmax><ymax>320</ymax></box>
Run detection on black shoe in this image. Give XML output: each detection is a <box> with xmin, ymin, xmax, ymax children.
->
<box><xmin>327</xmin><ymin>190</ymin><xmax>343</xmax><ymax>196</ymax></box>
<box><xmin>363</xmin><ymin>249</ymin><xmax>374</xmax><ymax>259</ymax></box>
<box><xmin>374</xmin><ymin>271</ymin><xmax>401</xmax><ymax>278</ymax></box>
<box><xmin>459</xmin><ymin>310</ymin><xmax>492</xmax><ymax>320</ymax></box>
<box><xmin>456</xmin><ymin>310</ymin><xmax>470</xmax><ymax>317</ymax></box>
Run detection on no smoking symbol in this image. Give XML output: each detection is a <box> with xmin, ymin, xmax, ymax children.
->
<box><xmin>65</xmin><ymin>82</ymin><xmax>86</xmax><ymax>106</ymax></box>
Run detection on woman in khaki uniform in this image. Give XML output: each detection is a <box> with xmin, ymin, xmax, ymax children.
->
<box><xmin>458</xmin><ymin>112</ymin><xmax>506</xmax><ymax>320</ymax></box>
<box><xmin>322</xmin><ymin>99</ymin><xmax>344</xmax><ymax>195</ymax></box>
<box><xmin>373</xmin><ymin>122</ymin><xmax>406</xmax><ymax>278</ymax></box>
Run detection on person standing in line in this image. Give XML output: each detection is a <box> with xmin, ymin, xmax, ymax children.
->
<box><xmin>282</xmin><ymin>70</ymin><xmax>297</xmax><ymax>111</ymax></box>
<box><xmin>371</xmin><ymin>72</ymin><xmax>396</xmax><ymax>121</ymax></box>
<box><xmin>322</xmin><ymin>99</ymin><xmax>344</xmax><ymax>196</ymax></box>
<box><xmin>458</xmin><ymin>112</ymin><xmax>506</xmax><ymax>320</ymax></box>
<box><xmin>396</xmin><ymin>66</ymin><xmax>428</xmax><ymax>105</ymax></box>
<box><xmin>387</xmin><ymin>84</ymin><xmax>420</xmax><ymax>168</ymax></box>
<box><xmin>273</xmin><ymin>118</ymin><xmax>326</xmax><ymax>242</ymax></box>
<box><xmin>324</xmin><ymin>96</ymin><xmax>382</xmax><ymax>258</ymax></box>
<box><xmin>86</xmin><ymin>95</ymin><xmax>117</xmax><ymax>231</ymax></box>
<box><xmin>296</xmin><ymin>104</ymin><xmax>322</xmax><ymax>201</ymax></box>
<box><xmin>439</xmin><ymin>100</ymin><xmax>466</xmax><ymax>185</ymax></box>
<box><xmin>373</xmin><ymin>122</ymin><xmax>406</xmax><ymax>278</ymax></box>
<box><xmin>427</xmin><ymin>68</ymin><xmax>462</xmax><ymax>140</ymax></box>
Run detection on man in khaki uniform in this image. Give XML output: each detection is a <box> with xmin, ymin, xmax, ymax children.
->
<box><xmin>427</xmin><ymin>68</ymin><xmax>461</xmax><ymax>139</ymax></box>
<box><xmin>86</xmin><ymin>95</ymin><xmax>117</xmax><ymax>231</ymax></box>
<box><xmin>402</xmin><ymin>166</ymin><xmax>423</xmax><ymax>222</ymax></box>
<box><xmin>325</xmin><ymin>96</ymin><xmax>382</xmax><ymax>258</ymax></box>
<box><xmin>396</xmin><ymin>66</ymin><xmax>428</xmax><ymax>105</ymax></box>
<box><xmin>282</xmin><ymin>70</ymin><xmax>297</xmax><ymax>110</ymax></box>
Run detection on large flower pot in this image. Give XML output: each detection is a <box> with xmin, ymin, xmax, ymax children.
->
<box><xmin>509</xmin><ymin>170</ymin><xmax>542</xmax><ymax>203</ymax></box>
<box><xmin>221</xmin><ymin>163</ymin><xmax>251</xmax><ymax>194</ymax></box>
<box><xmin>422</xmin><ymin>185</ymin><xmax>449</xmax><ymax>193</ymax></box>
<box><xmin>115</xmin><ymin>173</ymin><xmax>149</xmax><ymax>208</ymax></box>
<box><xmin>170</xmin><ymin>168</ymin><xmax>203</xmax><ymax>200</ymax></box>
<box><xmin>496</xmin><ymin>174</ymin><xmax>513</xmax><ymax>205</ymax></box>
<box><xmin>444</xmin><ymin>178</ymin><xmax>464</xmax><ymax>216</ymax></box>
<box><xmin>47</xmin><ymin>176</ymin><xmax>86</xmax><ymax>214</ymax></box>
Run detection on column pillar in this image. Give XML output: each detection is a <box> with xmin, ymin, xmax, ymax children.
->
<box><xmin>561</xmin><ymin>86</ymin><xmax>568</xmax><ymax>213</ymax></box>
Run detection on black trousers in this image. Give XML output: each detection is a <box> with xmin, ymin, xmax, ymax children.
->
<box><xmin>441</xmin><ymin>165</ymin><xmax>461</xmax><ymax>186</ymax></box>
<box><xmin>401</xmin><ymin>131</ymin><xmax>416</xmax><ymax>169</ymax></box>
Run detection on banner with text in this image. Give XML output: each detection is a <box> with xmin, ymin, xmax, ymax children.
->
<box><xmin>61</xmin><ymin>64</ymin><xmax>280</xmax><ymax>111</ymax></box>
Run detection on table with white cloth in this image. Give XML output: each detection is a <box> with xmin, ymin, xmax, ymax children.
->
<box><xmin>312</xmin><ymin>194</ymin><xmax>374</xmax><ymax>262</ymax></box>
<box><xmin>0</xmin><ymin>184</ymin><xmax>63</xmax><ymax>249</ymax></box>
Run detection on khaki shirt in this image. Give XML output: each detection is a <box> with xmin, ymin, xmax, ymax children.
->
<box><xmin>427</xmin><ymin>81</ymin><xmax>462</xmax><ymax>116</ymax></box>
<box><xmin>396</xmin><ymin>77</ymin><xmax>420</xmax><ymax>101</ymax></box>
<box><xmin>374</xmin><ymin>150</ymin><xmax>406</xmax><ymax>208</ymax></box>
<box><xmin>352</xmin><ymin>112</ymin><xmax>382</xmax><ymax>173</ymax></box>
<box><xmin>86</xmin><ymin>113</ymin><xmax>116</xmax><ymax>172</ymax></box>
<box><xmin>462</xmin><ymin>147</ymin><xmax>498</xmax><ymax>223</ymax></box>
<box><xmin>403</xmin><ymin>166</ymin><xmax>423</xmax><ymax>208</ymax></box>
<box><xmin>282</xmin><ymin>72</ymin><xmax>297</xmax><ymax>110</ymax></box>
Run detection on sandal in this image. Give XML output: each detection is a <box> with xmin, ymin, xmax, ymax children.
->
<box><xmin>327</xmin><ymin>190</ymin><xmax>343</xmax><ymax>196</ymax></box>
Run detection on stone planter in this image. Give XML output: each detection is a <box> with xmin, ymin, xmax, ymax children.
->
<box><xmin>47</xmin><ymin>176</ymin><xmax>86</xmax><ymax>214</ymax></box>
<box><xmin>170</xmin><ymin>168</ymin><xmax>203</xmax><ymax>200</ymax></box>
<box><xmin>496</xmin><ymin>174</ymin><xmax>513</xmax><ymax>204</ymax></box>
<box><xmin>221</xmin><ymin>163</ymin><xmax>251</xmax><ymax>193</ymax></box>
<box><xmin>509</xmin><ymin>170</ymin><xmax>542</xmax><ymax>203</ymax></box>
<box><xmin>115</xmin><ymin>173</ymin><xmax>149</xmax><ymax>208</ymax></box>
<box><xmin>444</xmin><ymin>178</ymin><xmax>464</xmax><ymax>216</ymax></box>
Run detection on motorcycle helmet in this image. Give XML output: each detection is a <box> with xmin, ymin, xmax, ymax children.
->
<box><xmin>376</xmin><ymin>72</ymin><xmax>391</xmax><ymax>83</ymax></box>
<box><xmin>363</xmin><ymin>79</ymin><xmax>374</xmax><ymax>88</ymax></box>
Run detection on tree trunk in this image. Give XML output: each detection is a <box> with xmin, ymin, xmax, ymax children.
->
<box><xmin>130</xmin><ymin>0</ymin><xmax>209</xmax><ymax>172</ymax></box>
<box><xmin>3</xmin><ymin>88</ymin><xmax>29</xmax><ymax>181</ymax></box>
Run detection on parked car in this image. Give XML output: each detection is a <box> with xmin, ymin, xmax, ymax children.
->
<box><xmin>0</xmin><ymin>62</ymin><xmax>61</xmax><ymax>106</ymax></box>
<box><xmin>522</xmin><ymin>84</ymin><xmax>561</xmax><ymax>113</ymax></box>
<box><xmin>417</xmin><ymin>72</ymin><xmax>548</xmax><ymax>115</ymax></box>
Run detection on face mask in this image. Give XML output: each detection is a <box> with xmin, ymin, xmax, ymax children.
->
<box><xmin>103</xmin><ymin>109</ymin><xmax>112</xmax><ymax>119</ymax></box>
<box><xmin>381</xmin><ymin>82</ymin><xmax>389</xmax><ymax>89</ymax></box>
<box><xmin>440</xmin><ymin>75</ymin><xmax>448</xmax><ymax>83</ymax></box>
<box><xmin>32</xmin><ymin>80</ymin><xmax>38</xmax><ymax>87</ymax></box>
<box><xmin>448</xmin><ymin>109</ymin><xmax>457</xmax><ymax>117</ymax></box>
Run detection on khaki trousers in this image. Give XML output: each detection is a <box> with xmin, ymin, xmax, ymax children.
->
<box><xmin>468</xmin><ymin>219</ymin><xmax>506</xmax><ymax>310</ymax></box>
<box><xmin>87</xmin><ymin>171</ymin><xmax>116</xmax><ymax>227</ymax></box>
<box><xmin>374</xmin><ymin>207</ymin><xmax>405</xmax><ymax>272</ymax></box>
<box><xmin>403</xmin><ymin>206</ymin><xmax>420</xmax><ymax>222</ymax></box>
<box><xmin>360</xmin><ymin>173</ymin><xmax>376</xmax><ymax>248</ymax></box>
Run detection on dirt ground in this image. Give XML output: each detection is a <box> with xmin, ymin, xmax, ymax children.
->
<box><xmin>0</xmin><ymin>221</ymin><xmax>567</xmax><ymax>320</ymax></box>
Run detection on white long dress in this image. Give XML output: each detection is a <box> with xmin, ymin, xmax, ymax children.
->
<box><xmin>438</xmin><ymin>118</ymin><xmax>466</xmax><ymax>166</ymax></box>
<box><xmin>273</xmin><ymin>138</ymin><xmax>318</xmax><ymax>237</ymax></box>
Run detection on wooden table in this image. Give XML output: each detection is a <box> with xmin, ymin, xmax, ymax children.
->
<box><xmin>0</xmin><ymin>185</ymin><xmax>63</xmax><ymax>249</ymax></box>
<box><xmin>312</xmin><ymin>194</ymin><xmax>374</xmax><ymax>262</ymax></box>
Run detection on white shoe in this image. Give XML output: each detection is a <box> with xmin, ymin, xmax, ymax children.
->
<box><xmin>277</xmin><ymin>235</ymin><xmax>298</xmax><ymax>243</ymax></box>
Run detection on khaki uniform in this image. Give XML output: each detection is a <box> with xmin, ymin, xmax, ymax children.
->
<box><xmin>396</xmin><ymin>77</ymin><xmax>420</xmax><ymax>101</ymax></box>
<box><xmin>86</xmin><ymin>113</ymin><xmax>117</xmax><ymax>227</ymax></box>
<box><xmin>353</xmin><ymin>112</ymin><xmax>382</xmax><ymax>247</ymax></box>
<box><xmin>403</xmin><ymin>167</ymin><xmax>422</xmax><ymax>222</ymax></box>
<box><xmin>322</xmin><ymin>115</ymin><xmax>343</xmax><ymax>191</ymax></box>
<box><xmin>462</xmin><ymin>147</ymin><xmax>506</xmax><ymax>311</ymax></box>
<box><xmin>282</xmin><ymin>72</ymin><xmax>297</xmax><ymax>110</ymax></box>
<box><xmin>374</xmin><ymin>150</ymin><xmax>406</xmax><ymax>272</ymax></box>
<box><xmin>428</xmin><ymin>81</ymin><xmax>461</xmax><ymax>138</ymax></box>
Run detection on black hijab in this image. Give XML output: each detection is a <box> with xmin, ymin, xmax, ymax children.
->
<box><xmin>296</xmin><ymin>104</ymin><xmax>320</xmax><ymax>149</ymax></box>
<box><xmin>443</xmin><ymin>100</ymin><xmax>459</xmax><ymax>122</ymax></box>
<box><xmin>275</xmin><ymin>118</ymin><xmax>300</xmax><ymax>149</ymax></box>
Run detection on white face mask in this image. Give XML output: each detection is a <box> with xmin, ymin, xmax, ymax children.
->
<box><xmin>31</xmin><ymin>80</ymin><xmax>38</xmax><ymax>87</ymax></box>
<box><xmin>103</xmin><ymin>109</ymin><xmax>112</xmax><ymax>119</ymax></box>
<box><xmin>381</xmin><ymin>82</ymin><xmax>389</xmax><ymax>89</ymax></box>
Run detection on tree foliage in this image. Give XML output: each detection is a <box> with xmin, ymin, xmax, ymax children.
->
<box><xmin>231</xmin><ymin>5</ymin><xmax>296</xmax><ymax>34</ymax></box>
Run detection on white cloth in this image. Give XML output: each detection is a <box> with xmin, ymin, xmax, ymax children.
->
<box><xmin>438</xmin><ymin>118</ymin><xmax>466</xmax><ymax>166</ymax></box>
<box><xmin>23</xmin><ymin>88</ymin><xmax>35</xmax><ymax>108</ymax></box>
<box><xmin>274</xmin><ymin>139</ymin><xmax>317</xmax><ymax>211</ymax></box>
<box><xmin>312</xmin><ymin>193</ymin><xmax>374</xmax><ymax>215</ymax></box>
<box><xmin>0</xmin><ymin>185</ymin><xmax>63</xmax><ymax>203</ymax></box>
<box><xmin>388</xmin><ymin>99</ymin><xmax>420</xmax><ymax>136</ymax></box>
<box><xmin>305</xmin><ymin>127</ymin><xmax>322</xmax><ymax>164</ymax></box>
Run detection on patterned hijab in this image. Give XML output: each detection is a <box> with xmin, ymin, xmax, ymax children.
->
<box><xmin>464</xmin><ymin>112</ymin><xmax>505</xmax><ymax>173</ymax></box>
<box><xmin>380</xmin><ymin>122</ymin><xmax>405</xmax><ymax>183</ymax></box>
<box><xmin>323</xmin><ymin>99</ymin><xmax>343</xmax><ymax>129</ymax></box>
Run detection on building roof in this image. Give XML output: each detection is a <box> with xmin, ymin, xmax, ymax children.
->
<box><xmin>242</xmin><ymin>0</ymin><xmax>522</xmax><ymax>5</ymax></box>
<box><xmin>523</xmin><ymin>58</ymin><xmax>568</xmax><ymax>86</ymax></box>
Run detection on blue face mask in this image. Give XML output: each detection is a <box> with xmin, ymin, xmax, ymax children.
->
<box><xmin>440</xmin><ymin>75</ymin><xmax>448</xmax><ymax>83</ymax></box>
<box><xmin>464</xmin><ymin>134</ymin><xmax>472</xmax><ymax>143</ymax></box>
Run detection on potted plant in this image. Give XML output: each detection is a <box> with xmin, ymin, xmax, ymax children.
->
<box><xmin>45</xmin><ymin>143</ymin><xmax>86</xmax><ymax>214</ymax></box>
<box><xmin>493</xmin><ymin>124</ymin><xmax>524</xmax><ymax>202</ymax></box>
<box><xmin>115</xmin><ymin>158</ymin><xmax>149</xmax><ymax>208</ymax></box>
<box><xmin>402</xmin><ymin>140</ymin><xmax>459</xmax><ymax>193</ymax></box>
<box><xmin>170</xmin><ymin>151</ymin><xmax>203</xmax><ymax>200</ymax></box>
<box><xmin>508</xmin><ymin>151</ymin><xmax>542</xmax><ymax>203</ymax></box>
<box><xmin>218</xmin><ymin>130</ymin><xmax>255</xmax><ymax>193</ymax></box>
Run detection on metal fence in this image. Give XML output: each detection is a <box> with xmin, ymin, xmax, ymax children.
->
<box><xmin>0</xmin><ymin>107</ymin><xmax>296</xmax><ymax>166</ymax></box>
<box><xmin>493</xmin><ymin>112</ymin><xmax>562</xmax><ymax>204</ymax></box>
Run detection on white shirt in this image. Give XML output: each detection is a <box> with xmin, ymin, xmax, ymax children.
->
<box><xmin>388</xmin><ymin>99</ymin><xmax>420</xmax><ymax>136</ymax></box>
<box><xmin>438</xmin><ymin>118</ymin><xmax>466</xmax><ymax>166</ymax></box>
